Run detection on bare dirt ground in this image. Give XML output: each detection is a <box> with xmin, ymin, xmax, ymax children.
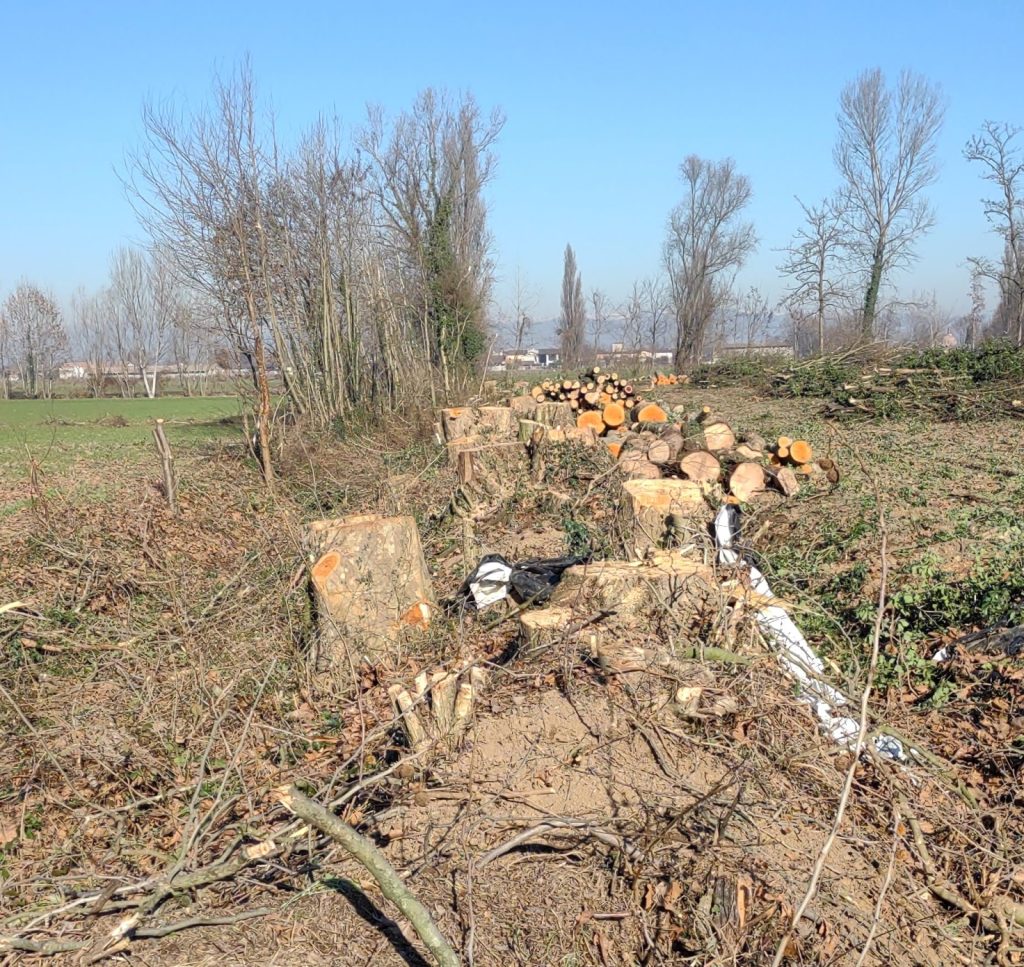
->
<box><xmin>2</xmin><ymin>384</ymin><xmax>1023</xmax><ymax>965</ymax></box>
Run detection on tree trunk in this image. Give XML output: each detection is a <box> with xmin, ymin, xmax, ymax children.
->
<box><xmin>862</xmin><ymin>243</ymin><xmax>885</xmax><ymax>338</ymax></box>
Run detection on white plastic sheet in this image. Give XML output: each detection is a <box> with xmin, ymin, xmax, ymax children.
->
<box><xmin>715</xmin><ymin>506</ymin><xmax>905</xmax><ymax>762</ymax></box>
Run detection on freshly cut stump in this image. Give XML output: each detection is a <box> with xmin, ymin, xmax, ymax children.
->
<box><xmin>519</xmin><ymin>553</ymin><xmax>717</xmax><ymax>657</ymax></box>
<box><xmin>533</xmin><ymin>402</ymin><xmax>576</xmax><ymax>429</ymax></box>
<box><xmin>306</xmin><ymin>514</ymin><xmax>435</xmax><ymax>671</ymax></box>
<box><xmin>439</xmin><ymin>406</ymin><xmax>516</xmax><ymax>443</ymax></box>
<box><xmin>618</xmin><ymin>478</ymin><xmax>707</xmax><ymax>558</ymax></box>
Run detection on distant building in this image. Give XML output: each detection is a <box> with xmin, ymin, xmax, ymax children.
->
<box><xmin>595</xmin><ymin>347</ymin><xmax>673</xmax><ymax>367</ymax></box>
<box><xmin>57</xmin><ymin>361</ymin><xmax>90</xmax><ymax>380</ymax></box>
<box><xmin>499</xmin><ymin>347</ymin><xmax>562</xmax><ymax>369</ymax></box>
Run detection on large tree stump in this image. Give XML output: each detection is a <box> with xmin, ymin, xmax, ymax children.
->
<box><xmin>617</xmin><ymin>479</ymin><xmax>708</xmax><ymax>559</ymax></box>
<box><xmin>518</xmin><ymin>552</ymin><xmax>718</xmax><ymax>663</ymax></box>
<box><xmin>532</xmin><ymin>402</ymin><xmax>576</xmax><ymax>429</ymax></box>
<box><xmin>306</xmin><ymin>515</ymin><xmax>435</xmax><ymax>672</ymax></box>
<box><xmin>439</xmin><ymin>406</ymin><xmax>517</xmax><ymax>443</ymax></box>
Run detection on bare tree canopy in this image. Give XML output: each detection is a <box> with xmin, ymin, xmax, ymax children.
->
<box><xmin>664</xmin><ymin>155</ymin><xmax>756</xmax><ymax>367</ymax></box>
<box><xmin>834</xmin><ymin>68</ymin><xmax>945</xmax><ymax>337</ymax></box>
<box><xmin>964</xmin><ymin>121</ymin><xmax>1024</xmax><ymax>345</ymax></box>
<box><xmin>778</xmin><ymin>195</ymin><xmax>849</xmax><ymax>354</ymax></box>
<box><xmin>127</xmin><ymin>60</ymin><xmax>505</xmax><ymax>450</ymax></box>
<box><xmin>1</xmin><ymin>283</ymin><xmax>68</xmax><ymax>399</ymax></box>
<box><xmin>558</xmin><ymin>244</ymin><xmax>585</xmax><ymax>368</ymax></box>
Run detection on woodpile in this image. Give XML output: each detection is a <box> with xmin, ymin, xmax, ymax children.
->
<box><xmin>570</xmin><ymin>401</ymin><xmax>842</xmax><ymax>503</ymax></box>
<box><xmin>528</xmin><ymin>367</ymin><xmax>659</xmax><ymax>437</ymax></box>
<box><xmin>651</xmin><ymin>371</ymin><xmax>690</xmax><ymax>387</ymax></box>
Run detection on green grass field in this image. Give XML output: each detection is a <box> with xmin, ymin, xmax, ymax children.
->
<box><xmin>0</xmin><ymin>396</ymin><xmax>244</xmax><ymax>471</ymax></box>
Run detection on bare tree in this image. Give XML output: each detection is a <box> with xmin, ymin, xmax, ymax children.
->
<box><xmin>964</xmin><ymin>271</ymin><xmax>987</xmax><ymax>348</ymax></box>
<box><xmin>108</xmin><ymin>247</ymin><xmax>176</xmax><ymax>397</ymax></box>
<box><xmin>778</xmin><ymin>195</ymin><xmax>848</xmax><ymax>353</ymax></box>
<box><xmin>664</xmin><ymin>156</ymin><xmax>756</xmax><ymax>367</ymax></box>
<box><xmin>70</xmin><ymin>287</ymin><xmax>111</xmax><ymax>397</ymax></box>
<box><xmin>2</xmin><ymin>283</ymin><xmax>68</xmax><ymax>398</ymax></box>
<box><xmin>128</xmin><ymin>62</ymin><xmax>283</xmax><ymax>488</ymax></box>
<box><xmin>558</xmin><ymin>244</ymin><xmax>585</xmax><ymax>369</ymax></box>
<box><xmin>506</xmin><ymin>266</ymin><xmax>537</xmax><ymax>367</ymax></box>
<box><xmin>0</xmin><ymin>301</ymin><xmax>10</xmax><ymax>399</ymax></box>
<box><xmin>620</xmin><ymin>281</ymin><xmax>644</xmax><ymax>352</ymax></box>
<box><xmin>588</xmin><ymin>288</ymin><xmax>610</xmax><ymax>361</ymax></box>
<box><xmin>905</xmin><ymin>292</ymin><xmax>954</xmax><ymax>347</ymax></box>
<box><xmin>834</xmin><ymin>69</ymin><xmax>945</xmax><ymax>338</ymax></box>
<box><xmin>735</xmin><ymin>285</ymin><xmax>776</xmax><ymax>349</ymax></box>
<box><xmin>964</xmin><ymin>121</ymin><xmax>1024</xmax><ymax>345</ymax></box>
<box><xmin>360</xmin><ymin>89</ymin><xmax>505</xmax><ymax>398</ymax></box>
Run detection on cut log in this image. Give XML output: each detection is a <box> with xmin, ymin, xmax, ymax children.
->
<box><xmin>619</xmin><ymin>457</ymin><xmax>662</xmax><ymax>480</ymax></box>
<box><xmin>306</xmin><ymin>515</ymin><xmax>434</xmax><ymax>672</ymax></box>
<box><xmin>576</xmin><ymin>410</ymin><xmax>605</xmax><ymax>434</ymax></box>
<box><xmin>606</xmin><ymin>441</ymin><xmax>623</xmax><ymax>459</ymax></box>
<box><xmin>565</xmin><ymin>426</ymin><xmax>599</xmax><ymax>446</ymax></box>
<box><xmin>789</xmin><ymin>440</ymin><xmax>813</xmax><ymax>464</ymax></box>
<box><xmin>632</xmin><ymin>402</ymin><xmax>667</xmax><ymax>424</ymax></box>
<box><xmin>644</xmin><ymin>437</ymin><xmax>673</xmax><ymax>465</ymax></box>
<box><xmin>817</xmin><ymin>456</ymin><xmax>835</xmax><ymax>471</ymax></box>
<box><xmin>679</xmin><ymin>449</ymin><xmax>721</xmax><ymax>483</ymax></box>
<box><xmin>703</xmin><ymin>421</ymin><xmax>735</xmax><ymax>451</ymax></box>
<box><xmin>618</xmin><ymin>478</ymin><xmax>706</xmax><ymax>558</ymax></box>
<box><xmin>776</xmin><ymin>445</ymin><xmax>790</xmax><ymax>461</ymax></box>
<box><xmin>771</xmin><ymin>467</ymin><xmax>800</xmax><ymax>498</ymax></box>
<box><xmin>734</xmin><ymin>443</ymin><xmax>763</xmax><ymax>461</ymax></box>
<box><xmin>777</xmin><ymin>435</ymin><xmax>793</xmax><ymax>450</ymax></box>
<box><xmin>659</xmin><ymin>430</ymin><xmax>686</xmax><ymax>462</ymax></box>
<box><xmin>602</xmin><ymin>402</ymin><xmax>626</xmax><ymax>429</ymax></box>
<box><xmin>740</xmin><ymin>431</ymin><xmax>767</xmax><ymax>451</ymax></box>
<box><xmin>729</xmin><ymin>462</ymin><xmax>767</xmax><ymax>503</ymax></box>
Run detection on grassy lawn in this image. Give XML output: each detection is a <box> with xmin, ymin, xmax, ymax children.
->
<box><xmin>0</xmin><ymin>396</ymin><xmax>244</xmax><ymax>477</ymax></box>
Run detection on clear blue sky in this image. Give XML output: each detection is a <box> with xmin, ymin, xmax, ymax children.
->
<box><xmin>2</xmin><ymin>0</ymin><xmax>1022</xmax><ymax>329</ymax></box>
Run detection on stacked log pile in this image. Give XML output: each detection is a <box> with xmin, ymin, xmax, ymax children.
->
<box><xmin>652</xmin><ymin>372</ymin><xmax>689</xmax><ymax>387</ymax></box>
<box><xmin>437</xmin><ymin>396</ymin><xmax>838</xmax><ymax>514</ymax></box>
<box><xmin>529</xmin><ymin>367</ymin><xmax>661</xmax><ymax>437</ymax></box>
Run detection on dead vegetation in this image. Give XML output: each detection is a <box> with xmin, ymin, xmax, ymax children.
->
<box><xmin>2</xmin><ymin>375</ymin><xmax>1024</xmax><ymax>966</ymax></box>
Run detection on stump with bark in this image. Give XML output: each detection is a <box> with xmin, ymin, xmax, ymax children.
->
<box><xmin>306</xmin><ymin>514</ymin><xmax>435</xmax><ymax>673</ymax></box>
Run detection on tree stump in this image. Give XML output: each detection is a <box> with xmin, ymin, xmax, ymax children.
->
<box><xmin>617</xmin><ymin>479</ymin><xmax>707</xmax><ymax>558</ymax></box>
<box><xmin>306</xmin><ymin>514</ymin><xmax>435</xmax><ymax>673</ymax></box>
<box><xmin>439</xmin><ymin>406</ymin><xmax>516</xmax><ymax>443</ymax></box>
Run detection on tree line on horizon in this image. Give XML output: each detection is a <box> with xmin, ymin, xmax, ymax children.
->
<box><xmin>0</xmin><ymin>63</ymin><xmax>1021</xmax><ymax>480</ymax></box>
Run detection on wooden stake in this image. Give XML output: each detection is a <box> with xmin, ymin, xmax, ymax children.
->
<box><xmin>152</xmin><ymin>419</ymin><xmax>177</xmax><ymax>514</ymax></box>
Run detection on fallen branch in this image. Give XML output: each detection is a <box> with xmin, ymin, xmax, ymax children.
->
<box><xmin>476</xmin><ymin>817</ymin><xmax>645</xmax><ymax>869</ymax></box>
<box><xmin>276</xmin><ymin>783</ymin><xmax>460</xmax><ymax>967</ymax></box>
